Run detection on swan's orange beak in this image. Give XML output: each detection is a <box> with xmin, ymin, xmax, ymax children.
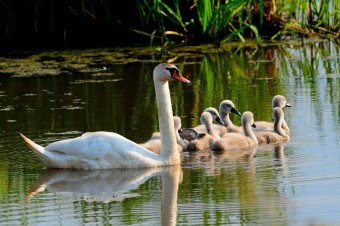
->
<box><xmin>172</xmin><ymin>70</ymin><xmax>190</xmax><ymax>84</ymax></box>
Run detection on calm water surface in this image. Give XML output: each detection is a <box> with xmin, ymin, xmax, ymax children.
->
<box><xmin>0</xmin><ymin>40</ymin><xmax>340</xmax><ymax>225</ymax></box>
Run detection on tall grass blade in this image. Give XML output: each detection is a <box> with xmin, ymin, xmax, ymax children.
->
<box><xmin>159</xmin><ymin>1</ymin><xmax>186</xmax><ymax>31</ymax></box>
<box><xmin>221</xmin><ymin>26</ymin><xmax>248</xmax><ymax>43</ymax></box>
<box><xmin>249</xmin><ymin>25</ymin><xmax>261</xmax><ymax>44</ymax></box>
<box><xmin>258</xmin><ymin>0</ymin><xmax>263</xmax><ymax>28</ymax></box>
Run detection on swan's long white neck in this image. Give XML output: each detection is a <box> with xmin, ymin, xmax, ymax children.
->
<box><xmin>154</xmin><ymin>78</ymin><xmax>180</xmax><ymax>164</ymax></box>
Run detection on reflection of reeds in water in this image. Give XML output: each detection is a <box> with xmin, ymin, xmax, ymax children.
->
<box><xmin>186</xmin><ymin>47</ymin><xmax>285</xmax><ymax>128</ymax></box>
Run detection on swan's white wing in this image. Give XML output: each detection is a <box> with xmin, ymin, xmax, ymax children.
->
<box><xmin>45</xmin><ymin>132</ymin><xmax>157</xmax><ymax>160</ymax></box>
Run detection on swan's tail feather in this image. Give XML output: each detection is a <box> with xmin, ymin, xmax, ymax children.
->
<box><xmin>20</xmin><ymin>133</ymin><xmax>53</xmax><ymax>166</ymax></box>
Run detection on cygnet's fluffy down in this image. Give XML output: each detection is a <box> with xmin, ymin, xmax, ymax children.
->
<box><xmin>255</xmin><ymin>95</ymin><xmax>291</xmax><ymax>134</ymax></box>
<box><xmin>187</xmin><ymin>111</ymin><xmax>221</xmax><ymax>151</ymax></box>
<box><xmin>254</xmin><ymin>107</ymin><xmax>290</xmax><ymax>144</ymax></box>
<box><xmin>212</xmin><ymin>111</ymin><xmax>258</xmax><ymax>151</ymax></box>
<box><xmin>194</xmin><ymin>101</ymin><xmax>242</xmax><ymax>136</ymax></box>
<box><xmin>193</xmin><ymin>107</ymin><xmax>226</xmax><ymax>136</ymax></box>
<box><xmin>140</xmin><ymin>116</ymin><xmax>187</xmax><ymax>154</ymax></box>
<box><xmin>217</xmin><ymin>100</ymin><xmax>242</xmax><ymax>134</ymax></box>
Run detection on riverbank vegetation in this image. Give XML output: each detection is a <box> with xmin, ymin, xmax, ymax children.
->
<box><xmin>0</xmin><ymin>0</ymin><xmax>339</xmax><ymax>53</ymax></box>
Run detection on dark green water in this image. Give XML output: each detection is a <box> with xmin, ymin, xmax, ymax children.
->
<box><xmin>0</xmin><ymin>39</ymin><xmax>340</xmax><ymax>225</ymax></box>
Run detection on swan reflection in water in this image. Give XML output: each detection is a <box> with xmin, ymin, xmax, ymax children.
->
<box><xmin>182</xmin><ymin>143</ymin><xmax>287</xmax><ymax>176</ymax></box>
<box><xmin>256</xmin><ymin>142</ymin><xmax>288</xmax><ymax>174</ymax></box>
<box><xmin>27</xmin><ymin>165</ymin><xmax>181</xmax><ymax>226</ymax></box>
<box><xmin>273</xmin><ymin>143</ymin><xmax>288</xmax><ymax>173</ymax></box>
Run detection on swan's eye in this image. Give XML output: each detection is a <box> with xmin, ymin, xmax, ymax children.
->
<box><xmin>165</xmin><ymin>67</ymin><xmax>179</xmax><ymax>76</ymax></box>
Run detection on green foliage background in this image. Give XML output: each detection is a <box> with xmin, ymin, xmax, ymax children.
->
<box><xmin>0</xmin><ymin>0</ymin><xmax>339</xmax><ymax>52</ymax></box>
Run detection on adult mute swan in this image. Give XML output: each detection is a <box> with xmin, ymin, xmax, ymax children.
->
<box><xmin>20</xmin><ymin>63</ymin><xmax>190</xmax><ymax>169</ymax></box>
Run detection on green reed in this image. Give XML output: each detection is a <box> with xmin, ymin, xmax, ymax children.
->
<box><xmin>0</xmin><ymin>0</ymin><xmax>339</xmax><ymax>51</ymax></box>
<box><xmin>275</xmin><ymin>0</ymin><xmax>340</xmax><ymax>38</ymax></box>
<box><xmin>137</xmin><ymin>0</ymin><xmax>261</xmax><ymax>44</ymax></box>
<box><xmin>137</xmin><ymin>0</ymin><xmax>339</xmax><ymax>45</ymax></box>
<box><xmin>136</xmin><ymin>0</ymin><xmax>189</xmax><ymax>45</ymax></box>
<box><xmin>196</xmin><ymin>0</ymin><xmax>261</xmax><ymax>43</ymax></box>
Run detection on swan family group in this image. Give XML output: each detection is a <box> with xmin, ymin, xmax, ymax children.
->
<box><xmin>20</xmin><ymin>63</ymin><xmax>291</xmax><ymax>170</ymax></box>
<box><xmin>157</xmin><ymin>94</ymin><xmax>291</xmax><ymax>154</ymax></box>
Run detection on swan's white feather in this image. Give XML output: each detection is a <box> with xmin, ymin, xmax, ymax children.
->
<box><xmin>20</xmin><ymin>63</ymin><xmax>189</xmax><ymax>169</ymax></box>
<box><xmin>44</xmin><ymin>132</ymin><xmax>160</xmax><ymax>168</ymax></box>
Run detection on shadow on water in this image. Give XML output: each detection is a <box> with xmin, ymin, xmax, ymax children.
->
<box><xmin>1</xmin><ymin>39</ymin><xmax>340</xmax><ymax>225</ymax></box>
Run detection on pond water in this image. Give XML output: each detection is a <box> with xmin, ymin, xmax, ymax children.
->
<box><xmin>0</xmin><ymin>39</ymin><xmax>340</xmax><ymax>225</ymax></box>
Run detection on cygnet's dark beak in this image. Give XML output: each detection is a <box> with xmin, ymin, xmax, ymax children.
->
<box><xmin>197</xmin><ymin>133</ymin><xmax>207</xmax><ymax>139</ymax></box>
<box><xmin>251</xmin><ymin>123</ymin><xmax>257</xmax><ymax>128</ymax></box>
<box><xmin>231</xmin><ymin>107</ymin><xmax>241</xmax><ymax>116</ymax></box>
<box><xmin>215</xmin><ymin>117</ymin><xmax>225</xmax><ymax>125</ymax></box>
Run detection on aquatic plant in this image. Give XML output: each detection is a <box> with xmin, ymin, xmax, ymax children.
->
<box><xmin>136</xmin><ymin>0</ymin><xmax>190</xmax><ymax>45</ymax></box>
<box><xmin>196</xmin><ymin>0</ymin><xmax>261</xmax><ymax>43</ymax></box>
<box><xmin>136</xmin><ymin>0</ymin><xmax>339</xmax><ymax>44</ymax></box>
<box><xmin>137</xmin><ymin>0</ymin><xmax>262</xmax><ymax>44</ymax></box>
<box><xmin>273</xmin><ymin>0</ymin><xmax>340</xmax><ymax>39</ymax></box>
<box><xmin>0</xmin><ymin>0</ymin><xmax>339</xmax><ymax>51</ymax></box>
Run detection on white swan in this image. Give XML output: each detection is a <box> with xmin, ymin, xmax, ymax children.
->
<box><xmin>20</xmin><ymin>63</ymin><xmax>190</xmax><ymax>169</ymax></box>
<box><xmin>255</xmin><ymin>95</ymin><xmax>291</xmax><ymax>133</ymax></box>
